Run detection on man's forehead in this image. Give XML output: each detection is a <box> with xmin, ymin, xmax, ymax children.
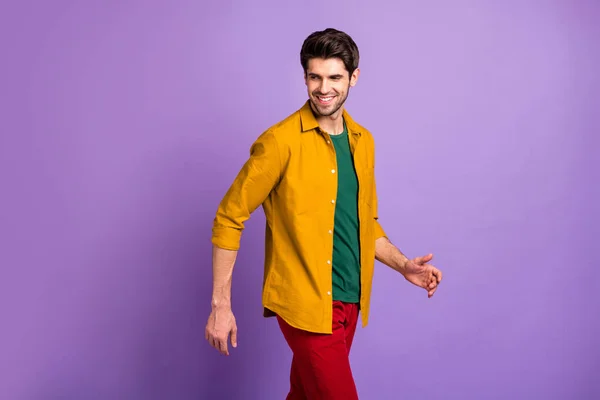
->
<box><xmin>306</xmin><ymin>58</ymin><xmax>347</xmax><ymax>75</ymax></box>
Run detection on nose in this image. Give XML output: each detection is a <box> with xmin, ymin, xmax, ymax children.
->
<box><xmin>319</xmin><ymin>79</ymin><xmax>331</xmax><ymax>94</ymax></box>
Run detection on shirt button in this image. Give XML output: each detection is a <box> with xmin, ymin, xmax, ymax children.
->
<box><xmin>327</xmin><ymin>291</ymin><xmax>331</xmax><ymax>296</ymax></box>
<box><xmin>331</xmin><ymin>169</ymin><xmax>336</xmax><ymax>173</ymax></box>
<box><xmin>327</xmin><ymin>260</ymin><xmax>331</xmax><ymax>264</ymax></box>
<box><xmin>327</xmin><ymin>140</ymin><xmax>331</xmax><ymax>144</ymax></box>
<box><xmin>328</xmin><ymin>230</ymin><xmax>332</xmax><ymax>234</ymax></box>
<box><xmin>331</xmin><ymin>199</ymin><xmax>335</xmax><ymax>204</ymax></box>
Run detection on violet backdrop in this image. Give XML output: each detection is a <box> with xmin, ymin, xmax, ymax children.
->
<box><xmin>1</xmin><ymin>1</ymin><xmax>598</xmax><ymax>399</ymax></box>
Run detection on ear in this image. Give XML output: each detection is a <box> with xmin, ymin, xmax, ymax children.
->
<box><xmin>349</xmin><ymin>68</ymin><xmax>360</xmax><ymax>87</ymax></box>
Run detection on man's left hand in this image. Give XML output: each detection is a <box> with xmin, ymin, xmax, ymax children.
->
<box><xmin>402</xmin><ymin>254</ymin><xmax>442</xmax><ymax>298</ymax></box>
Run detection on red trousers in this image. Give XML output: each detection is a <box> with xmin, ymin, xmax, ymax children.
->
<box><xmin>277</xmin><ymin>301</ymin><xmax>360</xmax><ymax>400</ymax></box>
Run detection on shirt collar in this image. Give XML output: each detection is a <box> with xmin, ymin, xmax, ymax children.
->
<box><xmin>299</xmin><ymin>100</ymin><xmax>362</xmax><ymax>136</ymax></box>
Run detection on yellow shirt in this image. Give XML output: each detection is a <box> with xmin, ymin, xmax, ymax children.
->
<box><xmin>211</xmin><ymin>101</ymin><xmax>387</xmax><ymax>334</ymax></box>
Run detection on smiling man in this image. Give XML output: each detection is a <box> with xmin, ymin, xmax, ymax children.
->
<box><xmin>205</xmin><ymin>28</ymin><xmax>443</xmax><ymax>399</ymax></box>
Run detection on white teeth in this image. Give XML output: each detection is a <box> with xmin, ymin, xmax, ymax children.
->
<box><xmin>319</xmin><ymin>96</ymin><xmax>333</xmax><ymax>102</ymax></box>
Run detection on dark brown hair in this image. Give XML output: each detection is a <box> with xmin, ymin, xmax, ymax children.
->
<box><xmin>300</xmin><ymin>28</ymin><xmax>360</xmax><ymax>77</ymax></box>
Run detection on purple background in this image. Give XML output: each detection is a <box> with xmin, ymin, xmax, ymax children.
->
<box><xmin>1</xmin><ymin>1</ymin><xmax>599</xmax><ymax>399</ymax></box>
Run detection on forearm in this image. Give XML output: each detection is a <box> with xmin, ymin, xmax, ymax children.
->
<box><xmin>211</xmin><ymin>244</ymin><xmax>238</xmax><ymax>310</ymax></box>
<box><xmin>375</xmin><ymin>236</ymin><xmax>409</xmax><ymax>275</ymax></box>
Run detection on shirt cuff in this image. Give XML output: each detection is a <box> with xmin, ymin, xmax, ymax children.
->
<box><xmin>211</xmin><ymin>225</ymin><xmax>242</xmax><ymax>251</ymax></box>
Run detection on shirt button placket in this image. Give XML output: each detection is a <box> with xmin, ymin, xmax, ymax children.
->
<box><xmin>328</xmin><ymin>147</ymin><xmax>336</xmax><ymax>301</ymax></box>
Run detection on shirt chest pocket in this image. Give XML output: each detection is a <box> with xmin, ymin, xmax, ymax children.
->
<box><xmin>357</xmin><ymin>165</ymin><xmax>375</xmax><ymax>208</ymax></box>
<box><xmin>282</xmin><ymin>169</ymin><xmax>332</xmax><ymax>216</ymax></box>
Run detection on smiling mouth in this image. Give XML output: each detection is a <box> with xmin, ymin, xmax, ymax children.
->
<box><xmin>315</xmin><ymin>95</ymin><xmax>335</xmax><ymax>105</ymax></box>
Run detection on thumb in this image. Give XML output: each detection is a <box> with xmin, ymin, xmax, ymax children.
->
<box><xmin>231</xmin><ymin>327</ymin><xmax>238</xmax><ymax>348</ymax></box>
<box><xmin>414</xmin><ymin>253</ymin><xmax>433</xmax><ymax>265</ymax></box>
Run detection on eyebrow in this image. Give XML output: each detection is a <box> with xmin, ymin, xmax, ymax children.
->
<box><xmin>308</xmin><ymin>73</ymin><xmax>344</xmax><ymax>79</ymax></box>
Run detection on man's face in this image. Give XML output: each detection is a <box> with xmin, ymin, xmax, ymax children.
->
<box><xmin>304</xmin><ymin>57</ymin><xmax>359</xmax><ymax>117</ymax></box>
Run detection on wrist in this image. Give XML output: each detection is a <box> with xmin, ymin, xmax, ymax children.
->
<box><xmin>396</xmin><ymin>256</ymin><xmax>409</xmax><ymax>276</ymax></box>
<box><xmin>211</xmin><ymin>301</ymin><xmax>231</xmax><ymax>311</ymax></box>
<box><xmin>211</xmin><ymin>292</ymin><xmax>231</xmax><ymax>311</ymax></box>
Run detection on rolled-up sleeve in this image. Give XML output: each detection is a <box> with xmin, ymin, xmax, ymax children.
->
<box><xmin>211</xmin><ymin>130</ymin><xmax>281</xmax><ymax>250</ymax></box>
<box><xmin>374</xmin><ymin>219</ymin><xmax>386</xmax><ymax>240</ymax></box>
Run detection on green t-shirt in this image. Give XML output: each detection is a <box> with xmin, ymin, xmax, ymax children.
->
<box><xmin>330</xmin><ymin>121</ymin><xmax>361</xmax><ymax>303</ymax></box>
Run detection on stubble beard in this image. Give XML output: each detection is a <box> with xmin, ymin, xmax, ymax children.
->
<box><xmin>309</xmin><ymin>87</ymin><xmax>350</xmax><ymax>118</ymax></box>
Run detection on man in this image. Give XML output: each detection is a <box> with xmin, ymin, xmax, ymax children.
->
<box><xmin>205</xmin><ymin>28</ymin><xmax>442</xmax><ymax>399</ymax></box>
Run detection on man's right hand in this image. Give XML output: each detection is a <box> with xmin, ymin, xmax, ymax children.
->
<box><xmin>205</xmin><ymin>306</ymin><xmax>238</xmax><ymax>356</ymax></box>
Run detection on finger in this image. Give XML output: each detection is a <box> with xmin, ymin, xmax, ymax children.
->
<box><xmin>429</xmin><ymin>285</ymin><xmax>439</xmax><ymax>297</ymax></box>
<box><xmin>432</xmin><ymin>267</ymin><xmax>442</xmax><ymax>283</ymax></box>
<box><xmin>212</xmin><ymin>336</ymin><xmax>224</xmax><ymax>355</ymax></box>
<box><xmin>213</xmin><ymin>337</ymin><xmax>223</xmax><ymax>354</ymax></box>
<box><xmin>414</xmin><ymin>253</ymin><xmax>433</xmax><ymax>265</ymax></box>
<box><xmin>219</xmin><ymin>337</ymin><xmax>229</xmax><ymax>356</ymax></box>
<box><xmin>427</xmin><ymin>268</ymin><xmax>437</xmax><ymax>288</ymax></box>
<box><xmin>231</xmin><ymin>327</ymin><xmax>238</xmax><ymax>348</ymax></box>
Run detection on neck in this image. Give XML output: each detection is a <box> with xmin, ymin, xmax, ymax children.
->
<box><xmin>310</xmin><ymin>103</ymin><xmax>345</xmax><ymax>135</ymax></box>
